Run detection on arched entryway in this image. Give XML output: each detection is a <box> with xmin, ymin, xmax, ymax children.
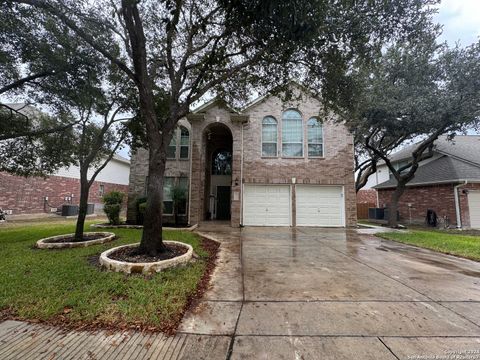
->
<box><xmin>203</xmin><ymin>123</ymin><xmax>233</xmax><ymax>220</ymax></box>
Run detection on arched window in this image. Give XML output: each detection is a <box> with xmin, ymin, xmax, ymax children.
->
<box><xmin>282</xmin><ymin>109</ymin><xmax>303</xmax><ymax>157</ymax></box>
<box><xmin>262</xmin><ymin>116</ymin><xmax>277</xmax><ymax>156</ymax></box>
<box><xmin>212</xmin><ymin>149</ymin><xmax>232</xmax><ymax>175</ymax></box>
<box><xmin>307</xmin><ymin>117</ymin><xmax>323</xmax><ymax>157</ymax></box>
<box><xmin>179</xmin><ymin>126</ymin><xmax>189</xmax><ymax>159</ymax></box>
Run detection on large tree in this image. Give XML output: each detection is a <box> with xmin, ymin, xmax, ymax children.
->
<box><xmin>8</xmin><ymin>0</ymin><xmax>438</xmax><ymax>255</ymax></box>
<box><xmin>345</xmin><ymin>39</ymin><xmax>480</xmax><ymax>227</ymax></box>
<box><xmin>0</xmin><ymin>1</ymin><xmax>116</xmax><ymax>175</ymax></box>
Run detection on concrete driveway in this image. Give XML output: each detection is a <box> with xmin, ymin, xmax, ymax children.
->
<box><xmin>179</xmin><ymin>225</ymin><xmax>480</xmax><ymax>359</ymax></box>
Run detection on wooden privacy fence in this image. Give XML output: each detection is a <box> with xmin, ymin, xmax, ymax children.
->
<box><xmin>357</xmin><ymin>202</ymin><xmax>375</xmax><ymax>219</ymax></box>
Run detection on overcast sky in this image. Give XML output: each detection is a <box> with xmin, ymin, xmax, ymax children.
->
<box><xmin>435</xmin><ymin>0</ymin><xmax>480</xmax><ymax>46</ymax></box>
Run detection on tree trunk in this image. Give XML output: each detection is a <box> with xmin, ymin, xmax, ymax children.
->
<box><xmin>387</xmin><ymin>181</ymin><xmax>406</xmax><ymax>227</ymax></box>
<box><xmin>74</xmin><ymin>169</ymin><xmax>90</xmax><ymax>241</ymax></box>
<box><xmin>138</xmin><ymin>144</ymin><xmax>167</xmax><ymax>256</ymax></box>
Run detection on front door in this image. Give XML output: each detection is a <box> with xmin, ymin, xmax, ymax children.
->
<box><xmin>216</xmin><ymin>186</ymin><xmax>231</xmax><ymax>220</ymax></box>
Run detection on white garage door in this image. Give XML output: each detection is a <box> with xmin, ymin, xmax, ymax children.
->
<box><xmin>468</xmin><ymin>192</ymin><xmax>480</xmax><ymax>229</ymax></box>
<box><xmin>243</xmin><ymin>185</ymin><xmax>291</xmax><ymax>226</ymax></box>
<box><xmin>296</xmin><ymin>185</ymin><xmax>345</xmax><ymax>227</ymax></box>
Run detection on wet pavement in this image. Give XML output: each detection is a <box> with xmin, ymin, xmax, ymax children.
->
<box><xmin>179</xmin><ymin>226</ymin><xmax>480</xmax><ymax>359</ymax></box>
<box><xmin>2</xmin><ymin>225</ymin><xmax>480</xmax><ymax>359</ymax></box>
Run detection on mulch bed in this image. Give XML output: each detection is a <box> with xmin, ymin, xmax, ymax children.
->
<box><xmin>108</xmin><ymin>243</ymin><xmax>188</xmax><ymax>263</ymax></box>
<box><xmin>46</xmin><ymin>234</ymin><xmax>106</xmax><ymax>243</ymax></box>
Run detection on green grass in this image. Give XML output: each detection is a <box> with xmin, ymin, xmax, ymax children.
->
<box><xmin>0</xmin><ymin>220</ymin><xmax>210</xmax><ymax>331</ymax></box>
<box><xmin>377</xmin><ymin>230</ymin><xmax>480</xmax><ymax>261</ymax></box>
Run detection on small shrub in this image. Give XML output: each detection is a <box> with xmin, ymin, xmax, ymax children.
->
<box><xmin>103</xmin><ymin>191</ymin><xmax>125</xmax><ymax>206</ymax></box>
<box><xmin>103</xmin><ymin>191</ymin><xmax>125</xmax><ymax>225</ymax></box>
<box><xmin>104</xmin><ymin>204</ymin><xmax>121</xmax><ymax>225</ymax></box>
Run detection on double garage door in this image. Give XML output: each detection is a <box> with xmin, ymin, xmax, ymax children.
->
<box><xmin>243</xmin><ymin>184</ymin><xmax>345</xmax><ymax>227</ymax></box>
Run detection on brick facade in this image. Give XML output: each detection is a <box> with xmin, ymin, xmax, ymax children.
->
<box><xmin>357</xmin><ymin>189</ymin><xmax>377</xmax><ymax>205</ymax></box>
<box><xmin>378</xmin><ymin>182</ymin><xmax>480</xmax><ymax>227</ymax></box>
<box><xmin>127</xmin><ymin>86</ymin><xmax>357</xmax><ymax>227</ymax></box>
<box><xmin>0</xmin><ymin>171</ymin><xmax>128</xmax><ymax>215</ymax></box>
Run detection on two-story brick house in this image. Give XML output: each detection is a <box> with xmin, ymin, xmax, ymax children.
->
<box><xmin>127</xmin><ymin>84</ymin><xmax>357</xmax><ymax>227</ymax></box>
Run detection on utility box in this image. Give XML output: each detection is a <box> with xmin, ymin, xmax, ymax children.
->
<box><xmin>368</xmin><ymin>208</ymin><xmax>384</xmax><ymax>220</ymax></box>
<box><xmin>383</xmin><ymin>208</ymin><xmax>400</xmax><ymax>221</ymax></box>
<box><xmin>61</xmin><ymin>205</ymin><xmax>79</xmax><ymax>216</ymax></box>
<box><xmin>87</xmin><ymin>203</ymin><xmax>95</xmax><ymax>215</ymax></box>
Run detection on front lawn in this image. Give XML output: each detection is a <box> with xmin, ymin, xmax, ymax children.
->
<box><xmin>377</xmin><ymin>230</ymin><xmax>480</xmax><ymax>261</ymax></box>
<box><xmin>0</xmin><ymin>220</ymin><xmax>216</xmax><ymax>333</ymax></box>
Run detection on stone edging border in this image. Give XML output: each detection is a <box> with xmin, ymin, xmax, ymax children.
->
<box><xmin>36</xmin><ymin>232</ymin><xmax>116</xmax><ymax>249</ymax></box>
<box><xmin>99</xmin><ymin>241</ymin><xmax>193</xmax><ymax>274</ymax></box>
<box><xmin>91</xmin><ymin>223</ymin><xmax>198</xmax><ymax>232</ymax></box>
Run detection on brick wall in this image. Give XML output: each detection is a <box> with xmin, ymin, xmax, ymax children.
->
<box><xmin>0</xmin><ymin>172</ymin><xmax>128</xmax><ymax>215</ymax></box>
<box><xmin>357</xmin><ymin>189</ymin><xmax>377</xmax><ymax>205</ymax></box>
<box><xmin>378</xmin><ymin>184</ymin><xmax>458</xmax><ymax>225</ymax></box>
<box><xmin>241</xmin><ymin>90</ymin><xmax>357</xmax><ymax>227</ymax></box>
<box><xmin>126</xmin><ymin>119</ymin><xmax>192</xmax><ymax>224</ymax></box>
<box><xmin>127</xmin><ymin>86</ymin><xmax>357</xmax><ymax>227</ymax></box>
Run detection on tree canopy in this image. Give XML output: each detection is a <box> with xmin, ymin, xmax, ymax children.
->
<box><xmin>345</xmin><ymin>38</ymin><xmax>480</xmax><ymax>225</ymax></box>
<box><xmin>4</xmin><ymin>0</ymin><xmax>442</xmax><ymax>252</ymax></box>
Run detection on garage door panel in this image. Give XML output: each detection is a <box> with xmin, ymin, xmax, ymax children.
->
<box><xmin>469</xmin><ymin>192</ymin><xmax>480</xmax><ymax>229</ymax></box>
<box><xmin>296</xmin><ymin>186</ymin><xmax>344</xmax><ymax>227</ymax></box>
<box><xmin>243</xmin><ymin>185</ymin><xmax>291</xmax><ymax>226</ymax></box>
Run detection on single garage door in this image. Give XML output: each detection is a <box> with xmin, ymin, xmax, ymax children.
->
<box><xmin>296</xmin><ymin>185</ymin><xmax>345</xmax><ymax>227</ymax></box>
<box><xmin>468</xmin><ymin>192</ymin><xmax>480</xmax><ymax>228</ymax></box>
<box><xmin>243</xmin><ymin>185</ymin><xmax>291</xmax><ymax>226</ymax></box>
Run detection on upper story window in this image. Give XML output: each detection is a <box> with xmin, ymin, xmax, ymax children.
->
<box><xmin>166</xmin><ymin>130</ymin><xmax>177</xmax><ymax>159</ymax></box>
<box><xmin>212</xmin><ymin>149</ymin><xmax>232</xmax><ymax>175</ymax></box>
<box><xmin>307</xmin><ymin>117</ymin><xmax>323</xmax><ymax>157</ymax></box>
<box><xmin>262</xmin><ymin>116</ymin><xmax>277</xmax><ymax>157</ymax></box>
<box><xmin>166</xmin><ymin>126</ymin><xmax>190</xmax><ymax>160</ymax></box>
<box><xmin>180</xmin><ymin>126</ymin><xmax>189</xmax><ymax>159</ymax></box>
<box><xmin>282</xmin><ymin>109</ymin><xmax>303</xmax><ymax>157</ymax></box>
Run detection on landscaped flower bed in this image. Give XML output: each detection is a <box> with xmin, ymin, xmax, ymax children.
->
<box><xmin>36</xmin><ymin>232</ymin><xmax>116</xmax><ymax>249</ymax></box>
<box><xmin>100</xmin><ymin>241</ymin><xmax>193</xmax><ymax>274</ymax></box>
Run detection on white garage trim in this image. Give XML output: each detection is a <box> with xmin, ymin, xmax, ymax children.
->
<box><xmin>242</xmin><ymin>184</ymin><xmax>291</xmax><ymax>226</ymax></box>
<box><xmin>468</xmin><ymin>191</ymin><xmax>480</xmax><ymax>229</ymax></box>
<box><xmin>295</xmin><ymin>185</ymin><xmax>345</xmax><ymax>227</ymax></box>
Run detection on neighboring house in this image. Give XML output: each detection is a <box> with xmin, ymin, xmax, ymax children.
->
<box><xmin>370</xmin><ymin>135</ymin><xmax>480</xmax><ymax>228</ymax></box>
<box><xmin>0</xmin><ymin>154</ymin><xmax>130</xmax><ymax>216</ymax></box>
<box><xmin>127</xmin><ymin>83</ymin><xmax>357</xmax><ymax>227</ymax></box>
<box><xmin>0</xmin><ymin>103</ymin><xmax>130</xmax><ymax>216</ymax></box>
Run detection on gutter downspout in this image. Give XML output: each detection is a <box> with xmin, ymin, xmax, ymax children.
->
<box><xmin>454</xmin><ymin>180</ymin><xmax>468</xmax><ymax>228</ymax></box>
<box><xmin>240</xmin><ymin>121</ymin><xmax>245</xmax><ymax>226</ymax></box>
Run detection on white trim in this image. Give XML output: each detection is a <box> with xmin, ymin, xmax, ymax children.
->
<box><xmin>376</xmin><ymin>179</ymin><xmax>480</xmax><ymax>189</ymax></box>
<box><xmin>261</xmin><ymin>116</ymin><xmax>278</xmax><ymax>157</ymax></box>
<box><xmin>454</xmin><ymin>181</ymin><xmax>467</xmax><ymax>228</ymax></box>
